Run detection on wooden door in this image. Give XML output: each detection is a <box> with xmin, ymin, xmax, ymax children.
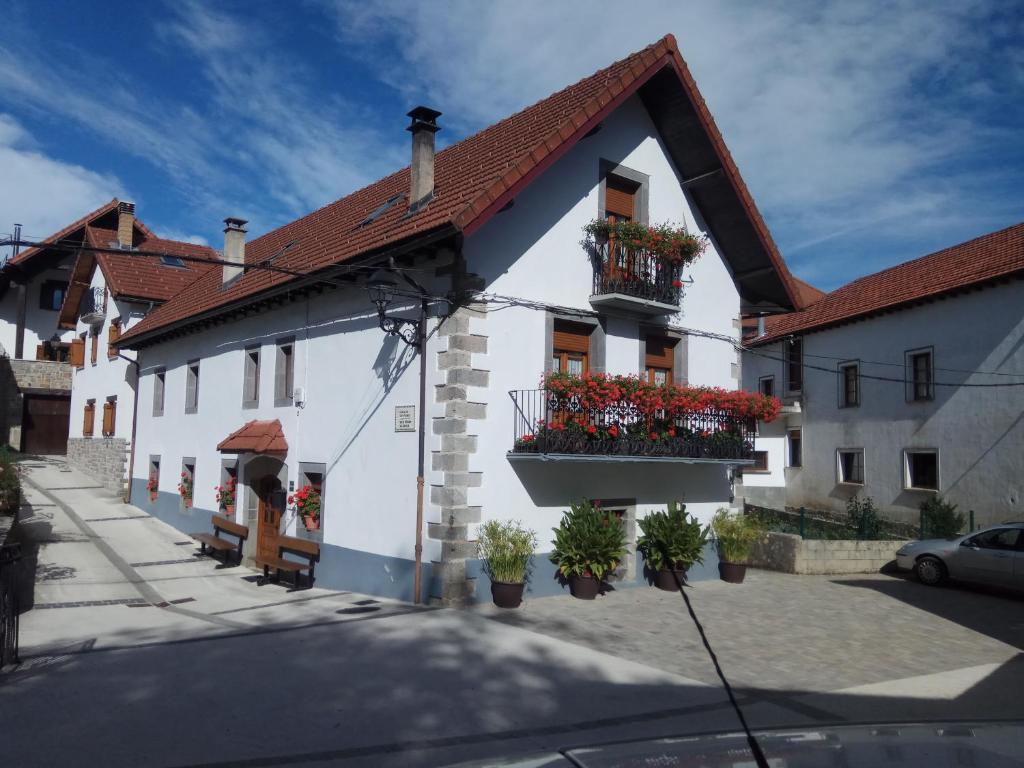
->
<box><xmin>21</xmin><ymin>395</ymin><xmax>70</xmax><ymax>455</ymax></box>
<box><xmin>256</xmin><ymin>475</ymin><xmax>283</xmax><ymax>561</ymax></box>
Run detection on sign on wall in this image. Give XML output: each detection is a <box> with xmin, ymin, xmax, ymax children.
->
<box><xmin>394</xmin><ymin>405</ymin><xmax>416</xmax><ymax>432</ymax></box>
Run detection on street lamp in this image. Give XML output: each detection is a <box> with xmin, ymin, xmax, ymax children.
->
<box><xmin>365</xmin><ymin>267</ymin><xmax>429</xmax><ymax>603</ymax></box>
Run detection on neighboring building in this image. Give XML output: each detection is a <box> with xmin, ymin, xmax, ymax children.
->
<box><xmin>740</xmin><ymin>223</ymin><xmax>1024</xmax><ymax>528</ymax></box>
<box><xmin>116</xmin><ymin>35</ymin><xmax>799</xmax><ymax>605</ymax></box>
<box><xmin>58</xmin><ymin>214</ymin><xmax>215</xmax><ymax>493</ymax></box>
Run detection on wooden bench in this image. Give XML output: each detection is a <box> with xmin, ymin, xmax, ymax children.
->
<box><xmin>254</xmin><ymin>535</ymin><xmax>320</xmax><ymax>589</ymax></box>
<box><xmin>190</xmin><ymin>515</ymin><xmax>248</xmax><ymax>566</ymax></box>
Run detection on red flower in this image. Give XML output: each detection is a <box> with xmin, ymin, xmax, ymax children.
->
<box><xmin>287</xmin><ymin>495</ymin><xmax>294</xmax><ymax>504</ymax></box>
<box><xmin>586</xmin><ymin>424</ymin><xmax>597</xmax><ymax>435</ymax></box>
<box><xmin>650</xmin><ymin>432</ymin><xmax>659</xmax><ymax>441</ymax></box>
<box><xmin>608</xmin><ymin>425</ymin><xmax>618</xmax><ymax>438</ymax></box>
<box><xmin>672</xmin><ymin>279</ymin><xmax>683</xmax><ymax>288</ymax></box>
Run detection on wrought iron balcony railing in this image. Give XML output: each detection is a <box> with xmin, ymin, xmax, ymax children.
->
<box><xmin>508</xmin><ymin>389</ymin><xmax>756</xmax><ymax>462</ymax></box>
<box><xmin>589</xmin><ymin>241</ymin><xmax>683</xmax><ymax>307</ymax></box>
<box><xmin>80</xmin><ymin>286</ymin><xmax>106</xmax><ymax>324</ymax></box>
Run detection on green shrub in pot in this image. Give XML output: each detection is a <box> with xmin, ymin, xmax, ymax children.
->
<box><xmin>477</xmin><ymin>520</ymin><xmax>538</xmax><ymax>608</ymax></box>
<box><xmin>549</xmin><ymin>500</ymin><xmax>627</xmax><ymax>599</ymax></box>
<box><xmin>637</xmin><ymin>502</ymin><xmax>708</xmax><ymax>589</ymax></box>
<box><xmin>712</xmin><ymin>508</ymin><xmax>762</xmax><ymax>583</ymax></box>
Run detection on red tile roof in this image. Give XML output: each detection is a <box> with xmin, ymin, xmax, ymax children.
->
<box><xmin>9</xmin><ymin>199</ymin><xmax>120</xmax><ymax>267</ymax></box>
<box><xmin>217</xmin><ymin>419</ymin><xmax>288</xmax><ymax>454</ymax></box>
<box><xmin>791</xmin><ymin>277</ymin><xmax>825</xmax><ymax>309</ymax></box>
<box><xmin>88</xmin><ymin>227</ymin><xmax>217</xmax><ymax>301</ymax></box>
<box><xmin>751</xmin><ymin>222</ymin><xmax>1024</xmax><ymax>345</ymax></box>
<box><xmin>120</xmin><ymin>34</ymin><xmax>798</xmax><ymax>346</ymax></box>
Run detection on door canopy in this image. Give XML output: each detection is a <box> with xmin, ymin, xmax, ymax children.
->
<box><xmin>217</xmin><ymin>419</ymin><xmax>288</xmax><ymax>454</ymax></box>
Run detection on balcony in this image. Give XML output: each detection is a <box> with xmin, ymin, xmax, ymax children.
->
<box><xmin>508</xmin><ymin>388</ymin><xmax>757</xmax><ymax>464</ymax></box>
<box><xmin>79</xmin><ymin>287</ymin><xmax>106</xmax><ymax>325</ymax></box>
<box><xmin>588</xmin><ymin>241</ymin><xmax>683</xmax><ymax>315</ymax></box>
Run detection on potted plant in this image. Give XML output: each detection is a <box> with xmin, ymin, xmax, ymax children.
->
<box><xmin>147</xmin><ymin>474</ymin><xmax>159</xmax><ymax>502</ymax></box>
<box><xmin>177</xmin><ymin>472</ymin><xmax>193</xmax><ymax>509</ymax></box>
<box><xmin>550</xmin><ymin>500</ymin><xmax>627</xmax><ymax>600</ymax></box>
<box><xmin>712</xmin><ymin>508</ymin><xmax>761</xmax><ymax>583</ymax></box>
<box><xmin>477</xmin><ymin>520</ymin><xmax>538</xmax><ymax>608</ymax></box>
<box><xmin>637</xmin><ymin>502</ymin><xmax>708</xmax><ymax>591</ymax></box>
<box><xmin>291</xmin><ymin>485</ymin><xmax>321</xmax><ymax>531</ymax></box>
<box><xmin>215</xmin><ymin>477</ymin><xmax>237</xmax><ymax>516</ymax></box>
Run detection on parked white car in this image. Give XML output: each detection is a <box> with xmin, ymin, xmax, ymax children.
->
<box><xmin>895</xmin><ymin>523</ymin><xmax>1024</xmax><ymax>587</ymax></box>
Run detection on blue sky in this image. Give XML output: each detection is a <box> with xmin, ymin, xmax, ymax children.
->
<box><xmin>1</xmin><ymin>0</ymin><xmax>1021</xmax><ymax>291</ymax></box>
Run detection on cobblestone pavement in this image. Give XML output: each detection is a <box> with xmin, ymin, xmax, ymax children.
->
<box><xmin>477</xmin><ymin>568</ymin><xmax>1024</xmax><ymax>694</ymax></box>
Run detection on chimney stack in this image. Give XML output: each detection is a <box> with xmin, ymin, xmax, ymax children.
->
<box><xmin>406</xmin><ymin>106</ymin><xmax>442</xmax><ymax>212</ymax></box>
<box><xmin>222</xmin><ymin>217</ymin><xmax>248</xmax><ymax>284</ymax></box>
<box><xmin>117</xmin><ymin>201</ymin><xmax>136</xmax><ymax>248</ymax></box>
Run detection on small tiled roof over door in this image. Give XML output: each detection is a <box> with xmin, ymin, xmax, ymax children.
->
<box><xmin>217</xmin><ymin>420</ymin><xmax>288</xmax><ymax>454</ymax></box>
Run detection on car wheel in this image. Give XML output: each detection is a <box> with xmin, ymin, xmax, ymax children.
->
<box><xmin>915</xmin><ymin>556</ymin><xmax>946</xmax><ymax>586</ymax></box>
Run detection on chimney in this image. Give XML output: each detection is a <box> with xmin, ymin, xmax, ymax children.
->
<box><xmin>222</xmin><ymin>217</ymin><xmax>248</xmax><ymax>284</ymax></box>
<box><xmin>117</xmin><ymin>201</ymin><xmax>136</xmax><ymax>248</ymax></box>
<box><xmin>757</xmin><ymin>315</ymin><xmax>766</xmax><ymax>337</ymax></box>
<box><xmin>406</xmin><ymin>106</ymin><xmax>442</xmax><ymax>212</ymax></box>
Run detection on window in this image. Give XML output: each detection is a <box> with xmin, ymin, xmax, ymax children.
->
<box><xmin>107</xmin><ymin>319</ymin><xmax>122</xmax><ymax>359</ymax></box>
<box><xmin>102</xmin><ymin>396</ymin><xmax>117</xmax><ymax>437</ymax></box>
<box><xmin>39</xmin><ymin>280</ymin><xmax>68</xmax><ymax>311</ymax></box>
<box><xmin>83</xmin><ymin>399</ymin><xmax>95</xmax><ymax>437</ymax></box>
<box><xmin>964</xmin><ymin>528</ymin><xmax>1020</xmax><ymax>551</ymax></box>
<box><xmin>72</xmin><ymin>334</ymin><xmax>86</xmax><ymax>368</ymax></box>
<box><xmin>153</xmin><ymin>368</ymin><xmax>166</xmax><ymax>417</ymax></box>
<box><xmin>604</xmin><ymin>175</ymin><xmax>638</xmax><ymax>223</ymax></box>
<box><xmin>905</xmin><ymin>450</ymin><xmax>939</xmax><ymax>491</ymax></box>
<box><xmin>275</xmin><ymin>338</ymin><xmax>295</xmax><ymax>406</ymax></box>
<box><xmin>644</xmin><ymin>335</ymin><xmax>675</xmax><ymax>386</ymax></box>
<box><xmin>838</xmin><ymin>449</ymin><xmax>864</xmax><ymax>485</ymax></box>
<box><xmin>788</xmin><ymin>429</ymin><xmax>802</xmax><ymax>468</ymax></box>
<box><xmin>160</xmin><ymin>255</ymin><xmax>186</xmax><ymax>268</ymax></box>
<box><xmin>759</xmin><ymin>376</ymin><xmax>775</xmax><ymax>397</ymax></box>
<box><xmin>185</xmin><ymin>360</ymin><xmax>200</xmax><ymax>414</ymax></box>
<box><xmin>551</xmin><ymin>320</ymin><xmax>591</xmax><ymax>376</ymax></box>
<box><xmin>180</xmin><ymin>458</ymin><xmax>195</xmax><ymax>510</ymax></box>
<box><xmin>907</xmin><ymin>348</ymin><xmax>934</xmax><ymax>402</ymax></box>
<box><xmin>149</xmin><ymin>457</ymin><xmax>160</xmax><ymax>497</ymax></box>
<box><xmin>90</xmin><ymin>332</ymin><xmax>98</xmax><ymax>366</ymax></box>
<box><xmin>750</xmin><ymin>451</ymin><xmax>769</xmax><ymax>472</ymax></box>
<box><xmin>36</xmin><ymin>340</ymin><xmax>71</xmax><ymax>362</ymax></box>
<box><xmin>839</xmin><ymin>362</ymin><xmax>859</xmax><ymax>407</ymax></box>
<box><xmin>785</xmin><ymin>338</ymin><xmax>803</xmax><ymax>393</ymax></box>
<box><xmin>243</xmin><ymin>346</ymin><xmax>261</xmax><ymax>407</ymax></box>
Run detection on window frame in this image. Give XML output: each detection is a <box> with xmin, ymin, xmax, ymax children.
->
<box><xmin>837</xmin><ymin>448</ymin><xmax>865</xmax><ymax>485</ymax></box>
<box><xmin>551</xmin><ymin>319</ymin><xmax>592</xmax><ymax>376</ymax></box>
<box><xmin>905</xmin><ymin>346</ymin><xmax>934</xmax><ymax>402</ymax></box>
<box><xmin>747</xmin><ymin>450</ymin><xmax>770</xmax><ymax>473</ymax></box>
<box><xmin>39</xmin><ymin>279</ymin><xmax>68</xmax><ymax>312</ymax></box>
<box><xmin>903</xmin><ymin>449</ymin><xmax>940</xmax><ymax>492</ymax></box>
<box><xmin>643</xmin><ymin>334</ymin><xmax>676</xmax><ymax>386</ymax></box>
<box><xmin>242</xmin><ymin>345</ymin><xmax>261</xmax><ymax>408</ymax></box>
<box><xmin>759</xmin><ymin>376</ymin><xmax>775</xmax><ymax>397</ymax></box>
<box><xmin>153</xmin><ymin>367</ymin><xmax>166</xmax><ymax>417</ymax></box>
<box><xmin>788</xmin><ymin>428</ymin><xmax>802</xmax><ymax>468</ymax></box>
<box><xmin>185</xmin><ymin>360</ymin><xmax>200</xmax><ymax>414</ymax></box>
<box><xmin>180</xmin><ymin>457</ymin><xmax>196</xmax><ymax>511</ymax></box>
<box><xmin>274</xmin><ymin>337</ymin><xmax>295</xmax><ymax>407</ymax></box>
<box><xmin>784</xmin><ymin>338</ymin><xmax>803</xmax><ymax>394</ymax></box>
<box><xmin>598</xmin><ymin>160</ymin><xmax>649</xmax><ymax>225</ymax></box>
<box><xmin>838</xmin><ymin>360</ymin><xmax>860</xmax><ymax>408</ymax></box>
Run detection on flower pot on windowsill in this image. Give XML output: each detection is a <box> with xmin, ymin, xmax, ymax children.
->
<box><xmin>303</xmin><ymin>514</ymin><xmax>320</xmax><ymax>532</ymax></box>
<box><xmin>221</xmin><ymin>505</ymin><xmax>235</xmax><ymax>517</ymax></box>
<box><xmin>490</xmin><ymin>581</ymin><xmax>525</xmax><ymax>609</ymax></box>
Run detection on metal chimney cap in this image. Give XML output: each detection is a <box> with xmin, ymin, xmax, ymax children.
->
<box><xmin>223</xmin><ymin>217</ymin><xmax>249</xmax><ymax>231</ymax></box>
<box><xmin>406</xmin><ymin>106</ymin><xmax>442</xmax><ymax>133</ymax></box>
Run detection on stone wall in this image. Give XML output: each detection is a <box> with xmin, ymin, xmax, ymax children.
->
<box><xmin>749</xmin><ymin>531</ymin><xmax>906</xmax><ymax>575</ymax></box>
<box><xmin>67</xmin><ymin>437</ymin><xmax>129</xmax><ymax>496</ymax></box>
<box><xmin>0</xmin><ymin>358</ymin><xmax>72</xmax><ymax>449</ymax></box>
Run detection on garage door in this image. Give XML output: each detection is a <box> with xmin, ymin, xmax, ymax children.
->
<box><xmin>21</xmin><ymin>394</ymin><xmax>71</xmax><ymax>455</ymax></box>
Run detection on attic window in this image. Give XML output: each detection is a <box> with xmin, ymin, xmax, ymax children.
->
<box><xmin>160</xmin><ymin>255</ymin><xmax>186</xmax><ymax>268</ymax></box>
<box><xmin>360</xmin><ymin>194</ymin><xmax>404</xmax><ymax>226</ymax></box>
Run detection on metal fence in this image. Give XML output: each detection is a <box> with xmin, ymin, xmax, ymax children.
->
<box><xmin>509</xmin><ymin>389</ymin><xmax>756</xmax><ymax>461</ymax></box>
<box><xmin>0</xmin><ymin>543</ymin><xmax>21</xmax><ymax>668</ymax></box>
<box><xmin>590</xmin><ymin>242</ymin><xmax>683</xmax><ymax>305</ymax></box>
<box><xmin>746</xmin><ymin>504</ymin><xmax>979</xmax><ymax>542</ymax></box>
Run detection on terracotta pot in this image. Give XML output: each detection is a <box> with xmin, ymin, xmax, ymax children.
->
<box><xmin>719</xmin><ymin>561</ymin><xmax>747</xmax><ymax>584</ymax></box>
<box><xmin>491</xmin><ymin>581</ymin><xmax>525</xmax><ymax>609</ymax></box>
<box><xmin>653</xmin><ymin>567</ymin><xmax>688</xmax><ymax>591</ymax></box>
<box><xmin>223</xmin><ymin>505</ymin><xmax>235</xmax><ymax>516</ymax></box>
<box><xmin>568</xmin><ymin>574</ymin><xmax>600</xmax><ymax>600</ymax></box>
<box><xmin>303</xmin><ymin>514</ymin><xmax>320</xmax><ymax>531</ymax></box>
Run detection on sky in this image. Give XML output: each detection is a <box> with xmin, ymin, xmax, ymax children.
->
<box><xmin>0</xmin><ymin>0</ymin><xmax>1021</xmax><ymax>291</ymax></box>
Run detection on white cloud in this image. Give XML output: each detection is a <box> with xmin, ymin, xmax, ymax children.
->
<box><xmin>0</xmin><ymin>114</ymin><xmax>124</xmax><ymax>242</ymax></box>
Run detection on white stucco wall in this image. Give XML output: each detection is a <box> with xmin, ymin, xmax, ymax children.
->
<box><xmin>0</xmin><ymin>266</ymin><xmax>76</xmax><ymax>358</ymax></box>
<box><xmin>742</xmin><ymin>282</ymin><xmax>1024</xmax><ymax>526</ymax></box>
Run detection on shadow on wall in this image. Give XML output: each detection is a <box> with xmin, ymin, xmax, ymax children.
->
<box><xmin>510</xmin><ymin>459</ymin><xmax>732</xmax><ymax>508</ymax></box>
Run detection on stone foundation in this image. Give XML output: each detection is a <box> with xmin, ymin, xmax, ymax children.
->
<box><xmin>67</xmin><ymin>437</ymin><xmax>129</xmax><ymax>496</ymax></box>
<box><xmin>0</xmin><ymin>358</ymin><xmax>72</xmax><ymax>448</ymax></box>
<box><xmin>748</xmin><ymin>531</ymin><xmax>907</xmax><ymax>575</ymax></box>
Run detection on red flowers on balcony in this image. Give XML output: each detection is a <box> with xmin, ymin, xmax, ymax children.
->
<box><xmin>584</xmin><ymin>219</ymin><xmax>708</xmax><ymax>268</ymax></box>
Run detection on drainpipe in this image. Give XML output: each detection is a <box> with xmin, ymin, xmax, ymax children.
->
<box><xmin>118</xmin><ymin>352</ymin><xmax>140</xmax><ymax>503</ymax></box>
<box><xmin>413</xmin><ymin>297</ymin><xmax>428</xmax><ymax>603</ymax></box>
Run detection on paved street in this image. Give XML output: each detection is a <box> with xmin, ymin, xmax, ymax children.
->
<box><xmin>3</xmin><ymin>459</ymin><xmax>1024</xmax><ymax>767</ymax></box>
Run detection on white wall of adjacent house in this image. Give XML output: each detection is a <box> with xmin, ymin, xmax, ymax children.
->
<box><xmin>0</xmin><ymin>265</ymin><xmax>77</xmax><ymax>358</ymax></box>
<box><xmin>741</xmin><ymin>281</ymin><xmax>1024</xmax><ymax>527</ymax></box>
<box><xmin>68</xmin><ymin>267</ymin><xmax>140</xmax><ymax>442</ymax></box>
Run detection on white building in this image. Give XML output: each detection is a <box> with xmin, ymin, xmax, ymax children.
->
<box><xmin>740</xmin><ymin>223</ymin><xmax>1024</xmax><ymax>529</ymax></box>
<box><xmin>116</xmin><ymin>36</ymin><xmax>800</xmax><ymax>604</ymax></box>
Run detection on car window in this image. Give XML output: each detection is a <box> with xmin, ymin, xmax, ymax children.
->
<box><xmin>964</xmin><ymin>528</ymin><xmax>1021</xmax><ymax>550</ymax></box>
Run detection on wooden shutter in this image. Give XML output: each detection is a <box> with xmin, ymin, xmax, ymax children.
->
<box><xmin>102</xmin><ymin>401</ymin><xmax>113</xmax><ymax>436</ymax></box>
<box><xmin>645</xmin><ymin>336</ymin><xmax>675</xmax><ymax>385</ymax></box>
<box><xmin>605</xmin><ymin>177</ymin><xmax>636</xmax><ymax>220</ymax></box>
<box><xmin>83</xmin><ymin>402</ymin><xmax>95</xmax><ymax>437</ymax></box>
<box><xmin>107</xmin><ymin>321</ymin><xmax>121</xmax><ymax>359</ymax></box>
<box><xmin>35</xmin><ymin>344</ymin><xmax>45</xmax><ymax>360</ymax></box>
<box><xmin>90</xmin><ymin>334</ymin><xmax>98</xmax><ymax>365</ymax></box>
<box><xmin>70</xmin><ymin>338</ymin><xmax>85</xmax><ymax>367</ymax></box>
<box><xmin>552</xmin><ymin>321</ymin><xmax>592</xmax><ymax>354</ymax></box>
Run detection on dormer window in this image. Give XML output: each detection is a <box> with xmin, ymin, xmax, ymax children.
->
<box><xmin>160</xmin><ymin>255</ymin><xmax>186</xmax><ymax>268</ymax></box>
